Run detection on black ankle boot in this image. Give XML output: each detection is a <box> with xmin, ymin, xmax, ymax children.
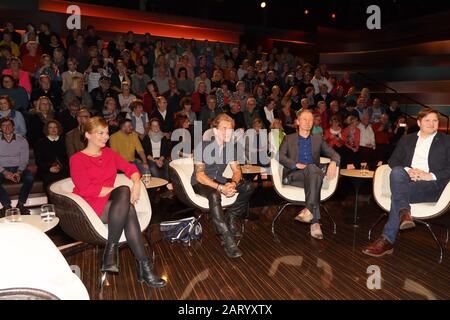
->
<box><xmin>101</xmin><ymin>242</ymin><xmax>119</xmax><ymax>273</ymax></box>
<box><xmin>0</xmin><ymin>205</ymin><xmax>12</xmax><ymax>218</ymax></box>
<box><xmin>16</xmin><ymin>203</ymin><xmax>30</xmax><ymax>215</ymax></box>
<box><xmin>136</xmin><ymin>259</ymin><xmax>166</xmax><ymax>288</ymax></box>
<box><xmin>221</xmin><ymin>232</ymin><xmax>242</xmax><ymax>259</ymax></box>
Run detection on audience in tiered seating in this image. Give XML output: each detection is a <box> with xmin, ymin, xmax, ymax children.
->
<box><xmin>0</xmin><ymin>20</ymin><xmax>425</xmax><ymax>215</ymax></box>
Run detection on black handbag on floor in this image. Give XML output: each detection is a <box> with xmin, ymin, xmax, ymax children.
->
<box><xmin>159</xmin><ymin>216</ymin><xmax>202</xmax><ymax>243</ymax></box>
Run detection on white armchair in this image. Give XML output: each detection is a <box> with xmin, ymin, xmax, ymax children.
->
<box><xmin>0</xmin><ymin>223</ymin><xmax>89</xmax><ymax>300</ymax></box>
<box><xmin>169</xmin><ymin>157</ymin><xmax>238</xmax><ymax>211</ymax></box>
<box><xmin>370</xmin><ymin>164</ymin><xmax>450</xmax><ymax>263</ymax></box>
<box><xmin>270</xmin><ymin>158</ymin><xmax>340</xmax><ymax>237</ymax></box>
<box><xmin>48</xmin><ymin>174</ymin><xmax>151</xmax><ymax>244</ymax></box>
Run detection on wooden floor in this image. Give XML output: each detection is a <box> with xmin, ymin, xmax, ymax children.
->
<box><xmin>52</xmin><ymin>179</ymin><xmax>450</xmax><ymax>300</ymax></box>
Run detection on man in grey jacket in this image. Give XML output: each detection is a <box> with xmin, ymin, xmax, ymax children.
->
<box><xmin>278</xmin><ymin>109</ymin><xmax>340</xmax><ymax>239</ymax></box>
<box><xmin>0</xmin><ymin>118</ymin><xmax>34</xmax><ymax>216</ymax></box>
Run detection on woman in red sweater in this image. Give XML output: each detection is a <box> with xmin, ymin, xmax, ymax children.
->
<box><xmin>69</xmin><ymin>116</ymin><xmax>166</xmax><ymax>288</ymax></box>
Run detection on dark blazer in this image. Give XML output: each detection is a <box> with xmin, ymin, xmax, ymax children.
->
<box><xmin>34</xmin><ymin>136</ymin><xmax>69</xmax><ymax>181</ymax></box>
<box><xmin>150</xmin><ymin>109</ymin><xmax>175</xmax><ymax>133</ymax></box>
<box><xmin>388</xmin><ymin>132</ymin><xmax>450</xmax><ymax>190</ymax></box>
<box><xmin>259</xmin><ymin>107</ymin><xmax>279</xmax><ymax>130</ymax></box>
<box><xmin>200</xmin><ymin>106</ymin><xmax>221</xmax><ymax>132</ymax></box>
<box><xmin>278</xmin><ymin>133</ymin><xmax>341</xmax><ymax>179</ymax></box>
<box><xmin>314</xmin><ymin>93</ymin><xmax>335</xmax><ymax>108</ymax></box>
<box><xmin>141</xmin><ymin>135</ymin><xmax>171</xmax><ymax>159</ymax></box>
<box><xmin>227</xmin><ymin>111</ymin><xmax>247</xmax><ymax>130</ymax></box>
<box><xmin>56</xmin><ymin>109</ymin><xmax>78</xmax><ymax>134</ymax></box>
<box><xmin>28</xmin><ymin>113</ymin><xmax>53</xmax><ymax>148</ymax></box>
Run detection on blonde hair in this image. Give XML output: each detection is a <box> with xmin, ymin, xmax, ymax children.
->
<box><xmin>35</xmin><ymin>96</ymin><xmax>54</xmax><ymax>114</ymax></box>
<box><xmin>360</xmin><ymin>87</ymin><xmax>370</xmax><ymax>98</ymax></box>
<box><xmin>212</xmin><ymin>113</ymin><xmax>235</xmax><ymax>128</ymax></box>
<box><xmin>70</xmin><ymin>76</ymin><xmax>84</xmax><ymax>91</ymax></box>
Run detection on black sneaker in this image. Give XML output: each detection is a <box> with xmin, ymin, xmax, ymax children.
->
<box><xmin>0</xmin><ymin>205</ymin><xmax>12</xmax><ymax>218</ymax></box>
<box><xmin>16</xmin><ymin>203</ymin><xmax>30</xmax><ymax>215</ymax></box>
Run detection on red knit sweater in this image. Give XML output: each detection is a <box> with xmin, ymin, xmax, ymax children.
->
<box><xmin>69</xmin><ymin>147</ymin><xmax>139</xmax><ymax>217</ymax></box>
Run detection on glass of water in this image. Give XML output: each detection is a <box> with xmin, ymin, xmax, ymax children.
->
<box><xmin>5</xmin><ymin>207</ymin><xmax>21</xmax><ymax>223</ymax></box>
<box><xmin>360</xmin><ymin>163</ymin><xmax>368</xmax><ymax>176</ymax></box>
<box><xmin>41</xmin><ymin>204</ymin><xmax>56</xmax><ymax>222</ymax></box>
<box><xmin>141</xmin><ymin>168</ymin><xmax>152</xmax><ymax>188</ymax></box>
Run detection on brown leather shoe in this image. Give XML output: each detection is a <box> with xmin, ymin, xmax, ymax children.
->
<box><xmin>362</xmin><ymin>236</ymin><xmax>394</xmax><ymax>257</ymax></box>
<box><xmin>399</xmin><ymin>209</ymin><xmax>415</xmax><ymax>230</ymax></box>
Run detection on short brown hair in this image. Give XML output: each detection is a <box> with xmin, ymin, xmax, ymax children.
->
<box><xmin>82</xmin><ymin>116</ymin><xmax>108</xmax><ymax>135</ymax></box>
<box><xmin>0</xmin><ymin>95</ymin><xmax>14</xmax><ymax>108</ymax></box>
<box><xmin>251</xmin><ymin>118</ymin><xmax>263</xmax><ymax>128</ymax></box>
<box><xmin>43</xmin><ymin>119</ymin><xmax>62</xmax><ymax>136</ymax></box>
<box><xmin>297</xmin><ymin>108</ymin><xmax>313</xmax><ymax>119</ymax></box>
<box><xmin>0</xmin><ymin>117</ymin><xmax>14</xmax><ymax>127</ymax></box>
<box><xmin>174</xmin><ymin>112</ymin><xmax>189</xmax><ymax>129</ymax></box>
<box><xmin>130</xmin><ymin>99</ymin><xmax>144</xmax><ymax>111</ymax></box>
<box><xmin>148</xmin><ymin>117</ymin><xmax>161</xmax><ymax>126</ymax></box>
<box><xmin>417</xmin><ymin>107</ymin><xmax>439</xmax><ymax>121</ymax></box>
<box><xmin>180</xmin><ymin>96</ymin><xmax>192</xmax><ymax>108</ymax></box>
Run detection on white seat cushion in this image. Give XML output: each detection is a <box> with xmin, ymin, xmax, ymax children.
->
<box><xmin>373</xmin><ymin>165</ymin><xmax>450</xmax><ymax>219</ymax></box>
<box><xmin>170</xmin><ymin>158</ymin><xmax>238</xmax><ymax>210</ymax></box>
<box><xmin>271</xmin><ymin>159</ymin><xmax>338</xmax><ymax>203</ymax></box>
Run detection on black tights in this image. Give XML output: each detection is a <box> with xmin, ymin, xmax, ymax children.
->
<box><xmin>100</xmin><ymin>186</ymin><xmax>146</xmax><ymax>261</ymax></box>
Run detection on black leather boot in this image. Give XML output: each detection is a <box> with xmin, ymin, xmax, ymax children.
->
<box><xmin>136</xmin><ymin>259</ymin><xmax>166</xmax><ymax>288</ymax></box>
<box><xmin>221</xmin><ymin>232</ymin><xmax>243</xmax><ymax>258</ymax></box>
<box><xmin>101</xmin><ymin>242</ymin><xmax>119</xmax><ymax>273</ymax></box>
<box><xmin>210</xmin><ymin>205</ymin><xmax>242</xmax><ymax>259</ymax></box>
<box><xmin>227</xmin><ymin>213</ymin><xmax>243</xmax><ymax>238</ymax></box>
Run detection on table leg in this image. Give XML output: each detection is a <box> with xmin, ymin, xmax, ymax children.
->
<box><xmin>352</xmin><ymin>180</ymin><xmax>362</xmax><ymax>227</ymax></box>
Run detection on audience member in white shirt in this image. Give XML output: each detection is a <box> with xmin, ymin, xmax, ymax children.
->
<box><xmin>311</xmin><ymin>68</ymin><xmax>332</xmax><ymax>94</ymax></box>
<box><xmin>357</xmin><ymin>114</ymin><xmax>377</xmax><ymax>169</ymax></box>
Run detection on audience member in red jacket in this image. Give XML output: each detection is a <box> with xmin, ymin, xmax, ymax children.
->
<box><xmin>324</xmin><ymin>116</ymin><xmax>345</xmax><ymax>149</ymax></box>
<box><xmin>314</xmin><ymin>101</ymin><xmax>329</xmax><ymax>130</ymax></box>
<box><xmin>372</xmin><ymin>114</ymin><xmax>393</xmax><ymax>163</ymax></box>
<box><xmin>337</xmin><ymin>71</ymin><xmax>353</xmax><ymax>96</ymax></box>
<box><xmin>69</xmin><ymin>116</ymin><xmax>166</xmax><ymax>288</ymax></box>
<box><xmin>341</xmin><ymin>115</ymin><xmax>361</xmax><ymax>168</ymax></box>
<box><xmin>191</xmin><ymin>81</ymin><xmax>208</xmax><ymax>114</ymax></box>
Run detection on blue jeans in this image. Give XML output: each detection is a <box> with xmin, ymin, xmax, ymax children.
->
<box><xmin>131</xmin><ymin>160</ymin><xmax>147</xmax><ymax>175</ymax></box>
<box><xmin>382</xmin><ymin>166</ymin><xmax>442</xmax><ymax>244</ymax></box>
<box><xmin>0</xmin><ymin>167</ymin><xmax>34</xmax><ymax>207</ymax></box>
<box><xmin>148</xmin><ymin>159</ymin><xmax>169</xmax><ymax>181</ymax></box>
